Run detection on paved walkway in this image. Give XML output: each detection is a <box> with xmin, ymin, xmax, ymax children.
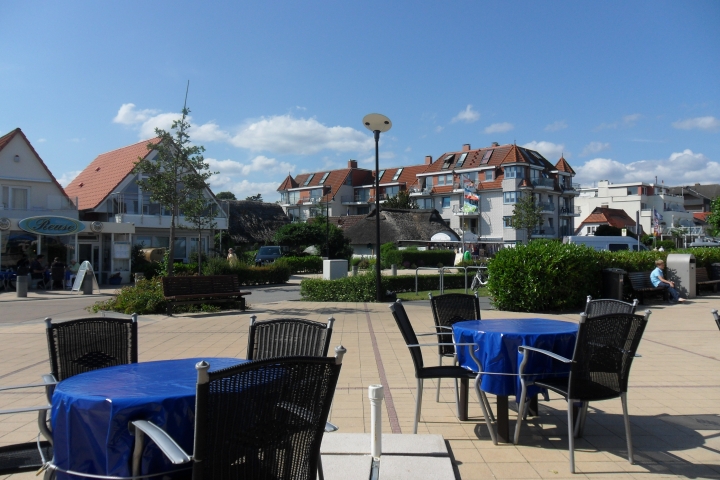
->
<box><xmin>1</xmin><ymin>286</ymin><xmax>719</xmax><ymax>479</ymax></box>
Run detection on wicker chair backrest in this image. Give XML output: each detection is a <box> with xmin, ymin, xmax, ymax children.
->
<box><xmin>568</xmin><ymin>312</ymin><xmax>648</xmax><ymax>401</ymax></box>
<box><xmin>584</xmin><ymin>295</ymin><xmax>638</xmax><ymax>319</ymax></box>
<box><xmin>429</xmin><ymin>293</ymin><xmax>480</xmax><ymax>356</ymax></box>
<box><xmin>46</xmin><ymin>317</ymin><xmax>138</xmax><ymax>381</ymax></box>
<box><xmin>193</xmin><ymin>356</ymin><xmax>342</xmax><ymax>480</ymax></box>
<box><xmin>389</xmin><ymin>301</ymin><xmax>424</xmax><ymax>372</ymax></box>
<box><xmin>247</xmin><ymin>319</ymin><xmax>332</xmax><ymax>360</ymax></box>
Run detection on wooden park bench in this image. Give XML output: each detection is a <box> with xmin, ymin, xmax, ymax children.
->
<box><xmin>696</xmin><ymin>267</ymin><xmax>720</xmax><ymax>296</ymax></box>
<box><xmin>627</xmin><ymin>271</ymin><xmax>668</xmax><ymax>305</ymax></box>
<box><xmin>162</xmin><ymin>275</ymin><xmax>251</xmax><ymax>315</ymax></box>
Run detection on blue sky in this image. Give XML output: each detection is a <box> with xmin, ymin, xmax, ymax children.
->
<box><xmin>2</xmin><ymin>1</ymin><xmax>718</xmax><ymax>201</ymax></box>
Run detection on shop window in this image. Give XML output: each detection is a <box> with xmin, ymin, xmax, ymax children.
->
<box><xmin>174</xmin><ymin>238</ymin><xmax>187</xmax><ymax>259</ymax></box>
<box><xmin>152</xmin><ymin>236</ymin><xmax>169</xmax><ymax>248</ymax></box>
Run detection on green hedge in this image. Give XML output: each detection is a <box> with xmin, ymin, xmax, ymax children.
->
<box><xmin>202</xmin><ymin>256</ymin><xmax>291</xmax><ymax>285</ymax></box>
<box><xmin>300</xmin><ymin>271</ymin><xmax>474</xmax><ymax>302</ymax></box>
<box><xmin>88</xmin><ymin>278</ymin><xmax>167</xmax><ymax>315</ymax></box>
<box><xmin>275</xmin><ymin>256</ymin><xmax>323</xmax><ymax>274</ymax></box>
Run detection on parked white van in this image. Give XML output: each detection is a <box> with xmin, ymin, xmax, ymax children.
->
<box><xmin>563</xmin><ymin>236</ymin><xmax>648</xmax><ymax>252</ymax></box>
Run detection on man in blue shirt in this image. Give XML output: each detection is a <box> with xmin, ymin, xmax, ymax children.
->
<box><xmin>650</xmin><ymin>259</ymin><xmax>685</xmax><ymax>303</ymax></box>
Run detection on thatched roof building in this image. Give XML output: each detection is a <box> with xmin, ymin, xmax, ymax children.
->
<box><xmin>227</xmin><ymin>201</ymin><xmax>290</xmax><ymax>245</ymax></box>
<box><xmin>343</xmin><ymin>208</ymin><xmax>459</xmax><ymax>254</ymax></box>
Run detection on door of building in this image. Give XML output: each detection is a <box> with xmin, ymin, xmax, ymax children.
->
<box><xmin>78</xmin><ymin>243</ymin><xmax>100</xmax><ymax>273</ymax></box>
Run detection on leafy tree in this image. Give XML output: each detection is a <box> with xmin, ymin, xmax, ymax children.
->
<box><xmin>273</xmin><ymin>219</ymin><xmax>352</xmax><ymax>260</ymax></box>
<box><xmin>707</xmin><ymin>197</ymin><xmax>720</xmax><ymax>237</ymax></box>
<box><xmin>133</xmin><ymin>106</ymin><xmax>214</xmax><ymax>276</ymax></box>
<box><xmin>215</xmin><ymin>191</ymin><xmax>236</xmax><ymax>200</ymax></box>
<box><xmin>245</xmin><ymin>193</ymin><xmax>263</xmax><ymax>202</ymax></box>
<box><xmin>383</xmin><ymin>190</ymin><xmax>418</xmax><ymax>209</ymax></box>
<box><xmin>180</xmin><ymin>195</ymin><xmax>217</xmax><ymax>275</ymax></box>
<box><xmin>511</xmin><ymin>193</ymin><xmax>543</xmax><ymax>242</ymax></box>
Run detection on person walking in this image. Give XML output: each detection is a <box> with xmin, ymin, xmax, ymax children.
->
<box><xmin>650</xmin><ymin>259</ymin><xmax>685</xmax><ymax>303</ymax></box>
<box><xmin>227</xmin><ymin>248</ymin><xmax>239</xmax><ymax>266</ymax></box>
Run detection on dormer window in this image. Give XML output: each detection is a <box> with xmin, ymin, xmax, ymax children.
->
<box><xmin>377</xmin><ymin>170</ymin><xmax>385</xmax><ymax>181</ymax></box>
<box><xmin>303</xmin><ymin>173</ymin><xmax>315</xmax><ymax>186</ymax></box>
<box><xmin>480</xmin><ymin>149</ymin><xmax>493</xmax><ymax>165</ymax></box>
<box><xmin>442</xmin><ymin>154</ymin><xmax>455</xmax><ymax>170</ymax></box>
<box><xmin>455</xmin><ymin>153</ymin><xmax>467</xmax><ymax>168</ymax></box>
<box><xmin>392</xmin><ymin>168</ymin><xmax>403</xmax><ymax>181</ymax></box>
<box><xmin>319</xmin><ymin>172</ymin><xmax>330</xmax><ymax>184</ymax></box>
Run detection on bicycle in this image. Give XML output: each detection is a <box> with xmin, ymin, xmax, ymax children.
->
<box><xmin>470</xmin><ymin>267</ymin><xmax>489</xmax><ymax>291</ymax></box>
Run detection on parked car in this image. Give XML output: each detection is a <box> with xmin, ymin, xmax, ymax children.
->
<box><xmin>254</xmin><ymin>246</ymin><xmax>287</xmax><ymax>265</ymax></box>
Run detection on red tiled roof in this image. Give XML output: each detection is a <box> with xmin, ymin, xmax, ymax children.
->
<box><xmin>277</xmin><ymin>174</ymin><xmax>298</xmax><ymax>191</ymax></box>
<box><xmin>65</xmin><ymin>138</ymin><xmax>158</xmax><ymax>211</ymax></box>
<box><xmin>578</xmin><ymin>207</ymin><xmax>636</xmax><ymax>229</ymax></box>
<box><xmin>555</xmin><ymin>157</ymin><xmax>576</xmax><ymax>174</ymax></box>
<box><xmin>0</xmin><ymin>128</ymin><xmax>72</xmax><ymax>205</ymax></box>
<box><xmin>694</xmin><ymin>212</ymin><xmax>710</xmax><ymax>222</ymax></box>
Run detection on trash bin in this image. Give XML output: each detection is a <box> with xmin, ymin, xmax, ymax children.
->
<box><xmin>16</xmin><ymin>274</ymin><xmax>28</xmax><ymax>298</ymax></box>
<box><xmin>602</xmin><ymin>268</ymin><xmax>626</xmax><ymax>300</ymax></box>
<box><xmin>666</xmin><ymin>253</ymin><xmax>696</xmax><ymax>298</ymax></box>
<box><xmin>711</xmin><ymin>263</ymin><xmax>720</xmax><ymax>281</ymax></box>
<box><xmin>81</xmin><ymin>274</ymin><xmax>94</xmax><ymax>295</ymax></box>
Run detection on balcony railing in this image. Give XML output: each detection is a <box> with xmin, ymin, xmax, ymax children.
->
<box><xmin>560</xmin><ymin>206</ymin><xmax>581</xmax><ymax>216</ymax></box>
<box><xmin>537</xmin><ymin>202</ymin><xmax>555</xmax><ymax>212</ymax></box>
<box><xmin>0</xmin><ymin>195</ymin><xmax>78</xmax><ymax>214</ymax></box>
<box><xmin>341</xmin><ymin>195</ymin><xmax>370</xmax><ymax>203</ymax></box>
<box><xmin>531</xmin><ymin>177</ymin><xmax>554</xmax><ymax>188</ymax></box>
<box><xmin>531</xmin><ymin>226</ymin><xmax>556</xmax><ymax>236</ymax></box>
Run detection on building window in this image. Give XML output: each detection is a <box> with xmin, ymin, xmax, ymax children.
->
<box><xmin>135</xmin><ymin>236</ymin><xmax>152</xmax><ymax>247</ymax></box>
<box><xmin>436</xmin><ymin>174</ymin><xmax>452</xmax><ymax>186</ymax></box>
<box><xmin>303</xmin><ymin>173</ymin><xmax>314</xmax><ymax>186</ymax></box>
<box><xmin>357</xmin><ymin>206</ymin><xmax>369</xmax><ymax>215</ymax></box>
<box><xmin>504</xmin><ymin>191</ymin><xmax>521</xmax><ymax>204</ymax></box>
<box><xmin>1</xmin><ymin>186</ymin><xmax>29</xmax><ymax>210</ymax></box>
<box><xmin>588</xmin><ymin>226</ymin><xmax>597</xmax><ymax>234</ymax></box>
<box><xmin>153</xmin><ymin>236</ymin><xmax>169</xmax><ymax>248</ymax></box>
<box><xmin>442</xmin><ymin>197</ymin><xmax>451</xmax><ymax>209</ymax></box>
<box><xmin>174</xmin><ymin>238</ymin><xmax>187</xmax><ymax>259</ymax></box>
<box><xmin>417</xmin><ymin>198</ymin><xmax>434</xmax><ymax>209</ymax></box>
<box><xmin>485</xmin><ymin>171</ymin><xmax>494</xmax><ymax>181</ymax></box>
<box><xmin>503</xmin><ymin>216</ymin><xmax>513</xmax><ymax>228</ymax></box>
<box><xmin>392</xmin><ymin>168</ymin><xmax>403</xmax><ymax>181</ymax></box>
<box><xmin>319</xmin><ymin>172</ymin><xmax>330</xmax><ymax>184</ymax></box>
<box><xmin>505</xmin><ymin>166</ymin><xmax>524</xmax><ymax>179</ymax></box>
<box><xmin>384</xmin><ymin>185</ymin><xmax>399</xmax><ymax>197</ymax></box>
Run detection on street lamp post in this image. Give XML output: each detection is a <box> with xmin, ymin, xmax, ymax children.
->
<box><xmin>363</xmin><ymin>113</ymin><xmax>392</xmax><ymax>302</ymax></box>
<box><xmin>325</xmin><ymin>188</ymin><xmax>333</xmax><ymax>259</ymax></box>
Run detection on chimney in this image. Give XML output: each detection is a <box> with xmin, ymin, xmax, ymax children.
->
<box><xmin>462</xmin><ymin>144</ymin><xmax>471</xmax><ymax>152</ymax></box>
<box><xmin>491</xmin><ymin>142</ymin><xmax>500</xmax><ymax>147</ymax></box>
<box><xmin>348</xmin><ymin>159</ymin><xmax>357</xmax><ymax>168</ymax></box>
<box><xmin>424</xmin><ymin>155</ymin><xmax>433</xmax><ymax>165</ymax></box>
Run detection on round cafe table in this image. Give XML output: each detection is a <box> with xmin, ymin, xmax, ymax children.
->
<box><xmin>453</xmin><ymin>318</ymin><xmax>578</xmax><ymax>442</ymax></box>
<box><xmin>51</xmin><ymin>357</ymin><xmax>245</xmax><ymax>479</ymax></box>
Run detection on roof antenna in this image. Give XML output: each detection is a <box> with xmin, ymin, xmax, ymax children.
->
<box><xmin>183</xmin><ymin>80</ymin><xmax>190</xmax><ymax>110</ymax></box>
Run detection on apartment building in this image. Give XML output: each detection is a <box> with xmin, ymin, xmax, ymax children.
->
<box><xmin>277</xmin><ymin>143</ymin><xmax>579</xmax><ymax>248</ymax></box>
<box><xmin>574</xmin><ymin>181</ymin><xmax>697</xmax><ymax>237</ymax></box>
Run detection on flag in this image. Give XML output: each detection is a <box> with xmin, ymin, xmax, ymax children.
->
<box><xmin>462</xmin><ymin>175</ymin><xmax>478</xmax><ymax>212</ymax></box>
<box><xmin>653</xmin><ymin>209</ymin><xmax>662</xmax><ymax>235</ymax></box>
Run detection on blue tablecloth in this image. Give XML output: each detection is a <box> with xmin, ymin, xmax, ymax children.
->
<box><xmin>453</xmin><ymin>319</ymin><xmax>578</xmax><ymax>400</ymax></box>
<box><xmin>51</xmin><ymin>357</ymin><xmax>246</xmax><ymax>479</ymax></box>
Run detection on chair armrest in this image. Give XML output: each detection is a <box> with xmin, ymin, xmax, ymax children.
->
<box><xmin>407</xmin><ymin>342</ymin><xmax>476</xmax><ymax>348</ymax></box>
<box><xmin>325</xmin><ymin>421</ymin><xmax>339</xmax><ymax>433</ymax></box>
<box><xmin>131</xmin><ymin>420</ymin><xmax>191</xmax><ymax>465</ymax></box>
<box><xmin>0</xmin><ymin>405</ymin><xmax>51</xmax><ymax>415</ymax></box>
<box><xmin>518</xmin><ymin>345</ymin><xmax>571</xmax><ymax>363</ymax></box>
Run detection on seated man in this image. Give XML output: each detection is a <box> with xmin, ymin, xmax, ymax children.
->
<box><xmin>66</xmin><ymin>259</ymin><xmax>80</xmax><ymax>288</ymax></box>
<box><xmin>50</xmin><ymin>257</ymin><xmax>66</xmax><ymax>289</ymax></box>
<box><xmin>650</xmin><ymin>259</ymin><xmax>686</xmax><ymax>303</ymax></box>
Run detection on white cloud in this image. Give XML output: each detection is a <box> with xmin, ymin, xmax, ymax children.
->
<box><xmin>435</xmin><ymin>126</ymin><xmax>444</xmax><ymax>133</ymax></box>
<box><xmin>37</xmin><ymin>138</ymin><xmax>46</xmax><ymax>143</ymax></box>
<box><xmin>138</xmin><ymin>112</ymin><xmax>182</xmax><ymax>139</ymax></box>
<box><xmin>191</xmin><ymin>122</ymin><xmax>231</xmax><ymax>142</ymax></box>
<box><xmin>595</xmin><ymin>113</ymin><xmax>642</xmax><ymax>131</ymax></box>
<box><xmin>545</xmin><ymin>121</ymin><xmax>567</xmax><ymax>132</ymax></box>
<box><xmin>113</xmin><ymin>103</ymin><xmax>160</xmax><ymax>125</ymax></box>
<box><xmin>672</xmin><ymin>116</ymin><xmax>720</xmax><ymax>131</ymax></box>
<box><xmin>230</xmin><ymin>115</ymin><xmax>373</xmax><ymax>154</ymax></box>
<box><xmin>484</xmin><ymin>122</ymin><xmax>514</xmax><ymax>134</ymax></box>
<box><xmin>580</xmin><ymin>142</ymin><xmax>610</xmax><ymax>157</ymax></box>
<box><xmin>206</xmin><ymin>156</ymin><xmax>295</xmax><ymax>177</ymax></box>
<box><xmin>451</xmin><ymin>105</ymin><xmax>480</xmax><ymax>123</ymax></box>
<box><xmin>573</xmin><ymin>149</ymin><xmax>720</xmax><ymax>186</ymax></box>
<box><xmin>56</xmin><ymin>170</ymin><xmax>82</xmax><ymax>187</ymax></box>
<box><xmin>209</xmin><ymin>179</ymin><xmax>283</xmax><ymax>203</ymax></box>
<box><xmin>521</xmin><ymin>141</ymin><xmax>565</xmax><ymax>160</ymax></box>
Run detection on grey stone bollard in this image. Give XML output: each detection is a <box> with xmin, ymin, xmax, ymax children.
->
<box><xmin>352</xmin><ymin>266</ymin><xmax>359</xmax><ymax>276</ymax></box>
<box><xmin>82</xmin><ymin>275</ymin><xmax>93</xmax><ymax>295</ymax></box>
<box><xmin>391</xmin><ymin>264</ymin><xmax>397</xmax><ymax>276</ymax></box>
<box><xmin>16</xmin><ymin>275</ymin><xmax>28</xmax><ymax>297</ymax></box>
<box><xmin>134</xmin><ymin>273</ymin><xmax>145</xmax><ymax>283</ymax></box>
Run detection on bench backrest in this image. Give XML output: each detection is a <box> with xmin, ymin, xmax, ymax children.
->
<box><xmin>162</xmin><ymin>275</ymin><xmax>240</xmax><ymax>296</ymax></box>
<box><xmin>627</xmin><ymin>271</ymin><xmax>655</xmax><ymax>289</ymax></box>
<box><xmin>697</xmin><ymin>267</ymin><xmax>711</xmax><ymax>282</ymax></box>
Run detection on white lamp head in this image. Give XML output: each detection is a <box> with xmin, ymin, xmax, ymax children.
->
<box><xmin>362</xmin><ymin>113</ymin><xmax>392</xmax><ymax>133</ymax></box>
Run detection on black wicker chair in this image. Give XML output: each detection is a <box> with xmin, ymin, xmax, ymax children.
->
<box><xmin>428</xmin><ymin>292</ymin><xmax>481</xmax><ymax>403</ymax></box>
<box><xmin>389</xmin><ymin>300</ymin><xmax>497</xmax><ymax>442</ymax></box>
<box><xmin>584</xmin><ymin>295</ymin><xmax>638</xmax><ymax>318</ymax></box>
<box><xmin>50</xmin><ymin>265</ymin><xmax>66</xmax><ymax>290</ymax></box>
<box><xmin>246</xmin><ymin>316</ymin><xmax>334</xmax><ymax>360</ymax></box>
<box><xmin>514</xmin><ymin>310</ymin><xmax>651</xmax><ymax>473</ymax></box>
<box><xmin>713</xmin><ymin>309</ymin><xmax>720</xmax><ymax>331</ymax></box>
<box><xmin>0</xmin><ymin>313</ymin><xmax>138</xmax><ymax>477</ymax></box>
<box><xmin>130</xmin><ymin>347</ymin><xmax>346</xmax><ymax>480</ymax></box>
